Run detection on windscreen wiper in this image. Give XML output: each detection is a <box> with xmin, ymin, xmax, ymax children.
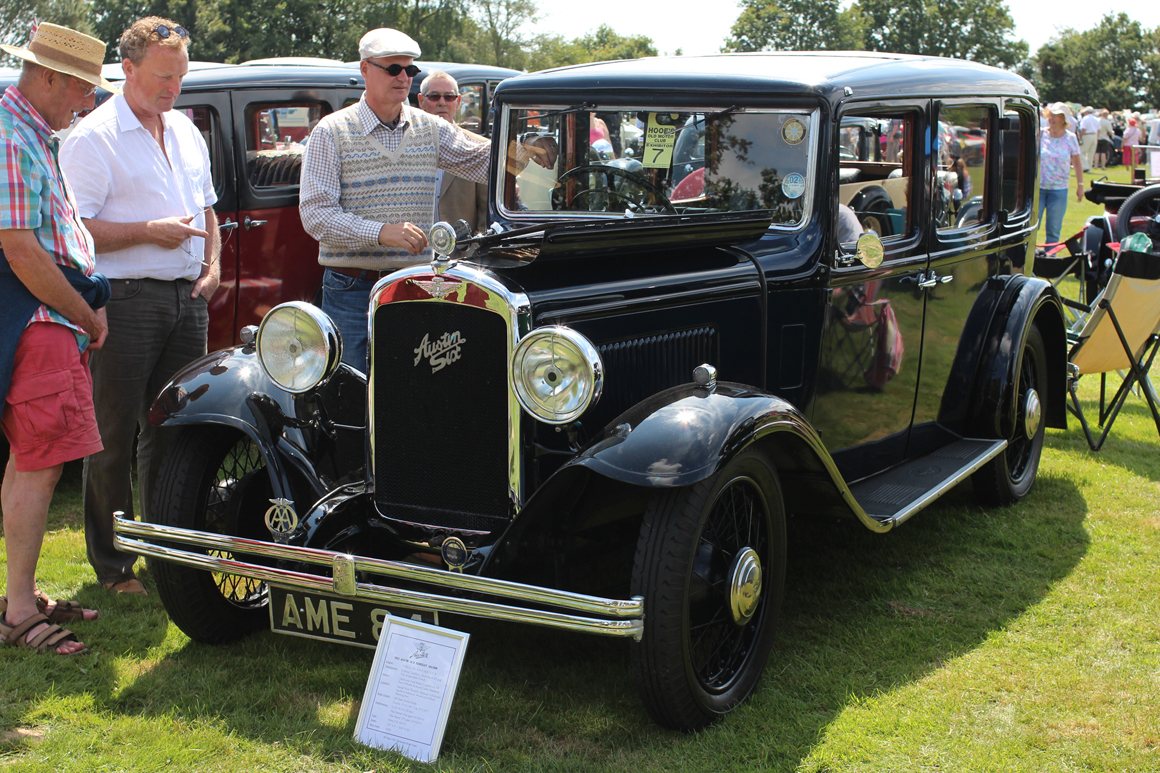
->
<box><xmin>663</xmin><ymin>105</ymin><xmax>742</xmax><ymax>137</ymax></box>
<box><xmin>515</xmin><ymin>103</ymin><xmax>596</xmax><ymax>124</ymax></box>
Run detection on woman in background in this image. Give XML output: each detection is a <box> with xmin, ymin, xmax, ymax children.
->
<box><xmin>1039</xmin><ymin>102</ymin><xmax>1084</xmax><ymax>246</ymax></box>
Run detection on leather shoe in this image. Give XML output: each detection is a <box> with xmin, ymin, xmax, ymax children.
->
<box><xmin>102</xmin><ymin>579</ymin><xmax>147</xmax><ymax>596</ymax></box>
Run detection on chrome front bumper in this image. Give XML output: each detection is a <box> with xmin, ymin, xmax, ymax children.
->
<box><xmin>114</xmin><ymin>516</ymin><xmax>644</xmax><ymax>640</ymax></box>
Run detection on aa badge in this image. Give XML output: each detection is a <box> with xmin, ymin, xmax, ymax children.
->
<box><xmin>264</xmin><ymin>497</ymin><xmax>299</xmax><ymax>536</ymax></box>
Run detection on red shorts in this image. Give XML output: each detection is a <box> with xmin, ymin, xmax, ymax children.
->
<box><xmin>2</xmin><ymin>322</ymin><xmax>103</xmax><ymax>472</ymax></box>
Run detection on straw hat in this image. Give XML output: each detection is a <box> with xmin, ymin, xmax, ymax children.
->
<box><xmin>1</xmin><ymin>22</ymin><xmax>120</xmax><ymax>93</ymax></box>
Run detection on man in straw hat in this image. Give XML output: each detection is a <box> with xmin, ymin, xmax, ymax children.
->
<box><xmin>60</xmin><ymin>17</ymin><xmax>220</xmax><ymax>598</ymax></box>
<box><xmin>0</xmin><ymin>22</ymin><xmax>118</xmax><ymax>654</ymax></box>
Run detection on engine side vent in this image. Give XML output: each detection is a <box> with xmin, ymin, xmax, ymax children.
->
<box><xmin>597</xmin><ymin>327</ymin><xmax>718</xmax><ymax>411</ymax></box>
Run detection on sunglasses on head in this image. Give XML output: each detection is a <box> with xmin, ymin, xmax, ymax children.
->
<box><xmin>422</xmin><ymin>92</ymin><xmax>459</xmax><ymax>102</ymax></box>
<box><xmin>366</xmin><ymin>60</ymin><xmax>421</xmax><ymax>78</ymax></box>
<box><xmin>152</xmin><ymin>24</ymin><xmax>189</xmax><ymax>39</ymax></box>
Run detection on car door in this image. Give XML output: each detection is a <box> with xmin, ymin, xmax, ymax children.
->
<box><xmin>909</xmin><ymin>98</ymin><xmax>1039</xmax><ymax>453</ymax></box>
<box><xmin>227</xmin><ymin>87</ymin><xmax>361</xmax><ymax>346</ymax></box>
<box><xmin>908</xmin><ymin>99</ymin><xmax>1001</xmax><ymax>456</ymax></box>
<box><xmin>813</xmin><ymin>101</ymin><xmax>930</xmax><ymax>482</ymax></box>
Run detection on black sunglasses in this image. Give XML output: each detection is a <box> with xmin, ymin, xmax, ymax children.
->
<box><xmin>366</xmin><ymin>60</ymin><xmax>421</xmax><ymax>78</ymax></box>
<box><xmin>153</xmin><ymin>24</ymin><xmax>189</xmax><ymax>39</ymax></box>
<box><xmin>422</xmin><ymin>92</ymin><xmax>459</xmax><ymax>102</ymax></box>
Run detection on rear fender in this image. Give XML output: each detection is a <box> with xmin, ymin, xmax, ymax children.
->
<box><xmin>967</xmin><ymin>275</ymin><xmax>1068</xmax><ymax>438</ymax></box>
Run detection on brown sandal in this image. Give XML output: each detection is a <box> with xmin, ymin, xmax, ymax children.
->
<box><xmin>0</xmin><ymin>594</ymin><xmax>97</xmax><ymax>624</ymax></box>
<box><xmin>0</xmin><ymin>612</ymin><xmax>89</xmax><ymax>655</ymax></box>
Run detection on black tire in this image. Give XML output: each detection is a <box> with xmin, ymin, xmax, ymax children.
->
<box><xmin>150</xmin><ymin>426</ymin><xmax>273</xmax><ymax>643</ymax></box>
<box><xmin>630</xmin><ymin>449</ymin><xmax>787</xmax><ymax>731</ymax></box>
<box><xmin>1115</xmin><ymin>184</ymin><xmax>1160</xmax><ymax>253</ymax></box>
<box><xmin>973</xmin><ymin>325</ymin><xmax>1047</xmax><ymax>506</ymax></box>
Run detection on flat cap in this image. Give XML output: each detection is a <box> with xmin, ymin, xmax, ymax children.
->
<box><xmin>358</xmin><ymin>28</ymin><xmax>421</xmax><ymax>60</ymax></box>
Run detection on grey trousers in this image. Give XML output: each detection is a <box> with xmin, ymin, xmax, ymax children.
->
<box><xmin>83</xmin><ymin>278</ymin><xmax>208</xmax><ymax>585</ymax></box>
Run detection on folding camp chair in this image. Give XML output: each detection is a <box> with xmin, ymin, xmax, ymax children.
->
<box><xmin>1064</xmin><ymin>247</ymin><xmax>1160</xmax><ymax>451</ymax></box>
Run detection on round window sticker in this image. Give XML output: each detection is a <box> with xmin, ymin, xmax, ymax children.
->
<box><xmin>782</xmin><ymin>173</ymin><xmax>806</xmax><ymax>199</ymax></box>
<box><xmin>781</xmin><ymin>118</ymin><xmax>806</xmax><ymax>145</ymax></box>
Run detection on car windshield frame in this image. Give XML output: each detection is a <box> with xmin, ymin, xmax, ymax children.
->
<box><xmin>495</xmin><ymin>102</ymin><xmax>820</xmax><ymax>233</ymax></box>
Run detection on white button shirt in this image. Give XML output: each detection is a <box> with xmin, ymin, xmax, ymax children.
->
<box><xmin>60</xmin><ymin>94</ymin><xmax>217</xmax><ymax>281</ymax></box>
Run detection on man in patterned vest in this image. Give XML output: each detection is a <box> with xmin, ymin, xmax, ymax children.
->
<box><xmin>299</xmin><ymin>28</ymin><xmax>490</xmax><ymax>370</ymax></box>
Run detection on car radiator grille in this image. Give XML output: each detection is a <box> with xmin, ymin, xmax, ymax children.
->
<box><xmin>371</xmin><ymin>302</ymin><xmax>513</xmax><ymax>531</ymax></box>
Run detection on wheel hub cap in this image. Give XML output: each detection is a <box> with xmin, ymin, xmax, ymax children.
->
<box><xmin>1024</xmin><ymin>388</ymin><xmax>1041</xmax><ymax>440</ymax></box>
<box><xmin>727</xmin><ymin>547</ymin><xmax>762</xmax><ymax>626</ymax></box>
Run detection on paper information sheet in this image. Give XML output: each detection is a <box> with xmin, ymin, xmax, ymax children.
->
<box><xmin>353</xmin><ymin>616</ymin><xmax>469</xmax><ymax>762</ymax></box>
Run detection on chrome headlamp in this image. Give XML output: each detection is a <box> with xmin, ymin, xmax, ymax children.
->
<box><xmin>256</xmin><ymin>302</ymin><xmax>342</xmax><ymax>393</ymax></box>
<box><xmin>511</xmin><ymin>326</ymin><xmax>603</xmax><ymax>424</ymax></box>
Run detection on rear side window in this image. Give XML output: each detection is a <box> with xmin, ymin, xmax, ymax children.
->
<box><xmin>456</xmin><ymin>83</ymin><xmax>484</xmax><ymax>133</ymax></box>
<box><xmin>935</xmin><ymin>104</ymin><xmax>993</xmax><ymax>231</ymax></box>
<box><xmin>1000</xmin><ymin>109</ymin><xmax>1031</xmax><ymax>218</ymax></box>
<box><xmin>244</xmin><ymin>103</ymin><xmax>323</xmax><ymax>188</ymax></box>
<box><xmin>180</xmin><ymin>106</ymin><xmax>223</xmax><ymax>197</ymax></box>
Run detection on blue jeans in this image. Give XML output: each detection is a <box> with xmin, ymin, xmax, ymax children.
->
<box><xmin>321</xmin><ymin>268</ymin><xmax>382</xmax><ymax>372</ymax></box>
<box><xmin>1039</xmin><ymin>187</ymin><xmax>1068</xmax><ymax>246</ymax></box>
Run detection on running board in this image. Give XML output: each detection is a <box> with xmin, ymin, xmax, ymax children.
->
<box><xmin>847</xmin><ymin>438</ymin><xmax>1007</xmax><ymax>527</ymax></box>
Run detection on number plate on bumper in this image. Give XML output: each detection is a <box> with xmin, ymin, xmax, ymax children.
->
<box><xmin>269</xmin><ymin>586</ymin><xmax>438</xmax><ymax>649</ymax></box>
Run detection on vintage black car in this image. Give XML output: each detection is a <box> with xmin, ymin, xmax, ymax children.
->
<box><xmin>115</xmin><ymin>52</ymin><xmax>1068</xmax><ymax>732</ymax></box>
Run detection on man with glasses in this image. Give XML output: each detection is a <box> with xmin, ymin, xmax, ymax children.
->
<box><xmin>299</xmin><ymin>28</ymin><xmax>492</xmax><ymax>370</ymax></box>
<box><xmin>60</xmin><ymin>16</ymin><xmax>220</xmax><ymax>597</ymax></box>
<box><xmin>1</xmin><ymin>22</ymin><xmax>116</xmax><ymax>653</ymax></box>
<box><xmin>417</xmin><ymin>70</ymin><xmax>489</xmax><ymax>235</ymax></box>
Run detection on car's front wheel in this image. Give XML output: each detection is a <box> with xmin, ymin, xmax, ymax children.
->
<box><xmin>149</xmin><ymin>426</ymin><xmax>273</xmax><ymax>643</ymax></box>
<box><xmin>630</xmin><ymin>449</ymin><xmax>786</xmax><ymax>731</ymax></box>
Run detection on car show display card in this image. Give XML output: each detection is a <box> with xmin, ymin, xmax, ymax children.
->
<box><xmin>353</xmin><ymin>616</ymin><xmax>470</xmax><ymax>762</ymax></box>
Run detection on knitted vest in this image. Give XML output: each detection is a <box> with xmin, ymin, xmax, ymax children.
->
<box><xmin>318</xmin><ymin>105</ymin><xmax>439</xmax><ymax>269</ymax></box>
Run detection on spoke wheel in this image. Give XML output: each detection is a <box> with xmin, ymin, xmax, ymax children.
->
<box><xmin>630</xmin><ymin>449</ymin><xmax>786</xmax><ymax>731</ymax></box>
<box><xmin>1115</xmin><ymin>183</ymin><xmax>1160</xmax><ymax>253</ymax></box>
<box><xmin>150</xmin><ymin>427</ymin><xmax>273</xmax><ymax>643</ymax></box>
<box><xmin>973</xmin><ymin>324</ymin><xmax>1047</xmax><ymax>506</ymax></box>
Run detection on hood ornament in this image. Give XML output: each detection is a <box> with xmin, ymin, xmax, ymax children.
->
<box><xmin>411</xmin><ymin>275</ymin><xmax>460</xmax><ymax>299</ymax></box>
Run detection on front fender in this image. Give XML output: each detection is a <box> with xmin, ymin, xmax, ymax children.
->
<box><xmin>565</xmin><ymin>382</ymin><xmax>809</xmax><ymax>487</ymax></box>
<box><xmin>565</xmin><ymin>382</ymin><xmax>875</xmax><ymax>528</ymax></box>
<box><xmin>149</xmin><ymin>345</ymin><xmax>367</xmax><ymax>505</ymax></box>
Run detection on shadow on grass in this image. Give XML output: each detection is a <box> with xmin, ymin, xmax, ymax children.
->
<box><xmin>2</xmin><ymin>474</ymin><xmax>1089</xmax><ymax>772</ymax></box>
<box><xmin>1052</xmin><ymin>397</ymin><xmax>1160</xmax><ymax>482</ymax></box>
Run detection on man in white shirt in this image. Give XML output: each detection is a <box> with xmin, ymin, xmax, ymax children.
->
<box><xmin>60</xmin><ymin>16</ymin><xmax>220</xmax><ymax>596</ymax></box>
<box><xmin>1078</xmin><ymin>107</ymin><xmax>1100</xmax><ymax>172</ymax></box>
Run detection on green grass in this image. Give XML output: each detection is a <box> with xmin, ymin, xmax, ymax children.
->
<box><xmin>3</xmin><ymin>370</ymin><xmax>1158</xmax><ymax>772</ymax></box>
<box><xmin>1038</xmin><ymin>162</ymin><xmax>1136</xmax><ymax>246</ymax></box>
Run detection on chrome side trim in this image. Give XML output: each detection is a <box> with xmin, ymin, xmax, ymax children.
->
<box><xmin>114</xmin><ymin>517</ymin><xmax>643</xmax><ymax>640</ymax></box>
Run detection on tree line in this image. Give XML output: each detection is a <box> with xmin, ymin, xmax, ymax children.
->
<box><xmin>0</xmin><ymin>0</ymin><xmax>655</xmax><ymax>72</ymax></box>
<box><xmin>3</xmin><ymin>0</ymin><xmax>1157</xmax><ymax>110</ymax></box>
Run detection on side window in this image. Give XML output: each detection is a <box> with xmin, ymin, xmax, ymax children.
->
<box><xmin>244</xmin><ymin>103</ymin><xmax>323</xmax><ymax>189</ymax></box>
<box><xmin>1000</xmin><ymin>109</ymin><xmax>1031</xmax><ymax>217</ymax></box>
<box><xmin>181</xmin><ymin>106</ymin><xmax>223</xmax><ymax>197</ymax></box>
<box><xmin>456</xmin><ymin>83</ymin><xmax>484</xmax><ymax>133</ymax></box>
<box><xmin>837</xmin><ymin>111</ymin><xmax>916</xmax><ymax>246</ymax></box>
<box><xmin>935</xmin><ymin>104</ymin><xmax>992</xmax><ymax>231</ymax></box>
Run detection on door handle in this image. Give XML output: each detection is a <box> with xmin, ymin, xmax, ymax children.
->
<box><xmin>219</xmin><ymin>218</ymin><xmax>239</xmax><ymax>232</ymax></box>
<box><xmin>244</xmin><ymin>216</ymin><xmax>268</xmax><ymax>230</ymax></box>
<box><xmin>918</xmin><ymin>272</ymin><xmax>953</xmax><ymax>289</ymax></box>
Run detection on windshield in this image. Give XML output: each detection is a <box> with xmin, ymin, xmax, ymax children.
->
<box><xmin>498</xmin><ymin>106</ymin><xmax>817</xmax><ymax>228</ymax></box>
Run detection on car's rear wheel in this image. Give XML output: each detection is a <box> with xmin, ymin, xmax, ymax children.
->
<box><xmin>973</xmin><ymin>324</ymin><xmax>1047</xmax><ymax>506</ymax></box>
<box><xmin>630</xmin><ymin>449</ymin><xmax>786</xmax><ymax>731</ymax></box>
<box><xmin>150</xmin><ymin>426</ymin><xmax>272</xmax><ymax>643</ymax></box>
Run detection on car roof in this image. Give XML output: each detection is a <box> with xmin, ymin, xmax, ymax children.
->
<box><xmin>169</xmin><ymin>58</ymin><xmax>520</xmax><ymax>93</ymax></box>
<box><xmin>494</xmin><ymin>52</ymin><xmax>1037</xmax><ymax>105</ymax></box>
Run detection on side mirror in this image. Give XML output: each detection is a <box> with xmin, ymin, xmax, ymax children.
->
<box><xmin>856</xmin><ymin>231</ymin><xmax>884</xmax><ymax>269</ymax></box>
